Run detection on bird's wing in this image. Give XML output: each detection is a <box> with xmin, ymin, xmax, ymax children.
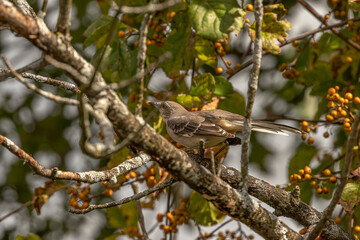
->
<box><xmin>167</xmin><ymin>114</ymin><xmax>235</xmax><ymax>138</ymax></box>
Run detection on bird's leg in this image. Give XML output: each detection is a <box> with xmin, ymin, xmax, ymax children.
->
<box><xmin>199</xmin><ymin>139</ymin><xmax>206</xmax><ymax>158</ymax></box>
<box><xmin>210</xmin><ymin>150</ymin><xmax>216</xmax><ymax>175</ymax></box>
<box><xmin>217</xmin><ymin>157</ymin><xmax>225</xmax><ymax>177</ymax></box>
<box><xmin>214</xmin><ymin>141</ymin><xmax>229</xmax><ymax>158</ymax></box>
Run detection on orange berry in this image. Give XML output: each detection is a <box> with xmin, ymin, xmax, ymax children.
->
<box><xmin>292</xmin><ymin>40</ymin><xmax>299</xmax><ymax>47</ymax></box>
<box><xmin>326</xmin><ymin>114</ymin><xmax>334</xmax><ymax>121</ymax></box>
<box><xmin>214</xmin><ymin>42</ymin><xmax>222</xmax><ymax>48</ymax></box>
<box><xmin>157</xmin><ymin>213</ymin><xmax>164</xmax><ymax>222</ymax></box>
<box><xmin>304</xmin><ymin>166</ymin><xmax>312</xmax><ymax>174</ymax></box>
<box><xmin>105</xmin><ymin>189</ymin><xmax>113</xmax><ymax>197</ymax></box>
<box><xmin>327</xmin><ymin>101</ymin><xmax>335</xmax><ymax>108</ymax></box>
<box><xmin>304</xmin><ymin>173</ymin><xmax>311</xmax><ymax>180</ymax></box>
<box><xmin>325</xmin><ymin>14</ymin><xmax>330</xmax><ymax>20</ymax></box>
<box><xmin>307</xmin><ymin>137</ymin><xmax>314</xmax><ymax>144</ymax></box>
<box><xmin>301</xmin><ymin>134</ymin><xmax>307</xmax><ymax>140</ymax></box>
<box><xmin>118</xmin><ymin>30</ymin><xmax>126</xmax><ymax>38</ymax></box>
<box><xmin>346</xmin><ymin>57</ymin><xmax>353</xmax><ymax>63</ymax></box>
<box><xmin>340</xmin><ymin>110</ymin><xmax>347</xmax><ymax>117</ymax></box>
<box><xmin>323</xmin><ymin>132</ymin><xmax>329</xmax><ymax>138</ymax></box>
<box><xmin>344</xmin><ymin>122</ymin><xmax>351</xmax><ymax>128</ymax></box>
<box><xmin>129</xmin><ymin>171</ymin><xmax>137</xmax><ymax>178</ymax></box>
<box><xmin>226</xmin><ymin>61</ymin><xmax>232</xmax><ymax>66</ymax></box>
<box><xmin>323</xmin><ymin>169</ymin><xmax>331</xmax><ymax>176</ymax></box>
<box><xmin>125</xmin><ymin>175</ymin><xmax>130</xmax><ymax>181</ymax></box>
<box><xmin>226</xmin><ymin>68</ymin><xmax>234</xmax><ymax>75</ymax></box>
<box><xmin>298</xmin><ymin>169</ymin><xmax>305</xmax><ymax>175</ymax></box>
<box><xmin>316</xmin><ymin>188</ymin><xmax>323</xmax><ymax>194</ymax></box>
<box><xmin>354</xmin><ymin>226</ymin><xmax>360</xmax><ymax>232</ymax></box>
<box><xmin>335</xmin><ymin>86</ymin><xmax>340</xmax><ymax>90</ymax></box>
<box><xmin>310</xmin><ymin>181</ymin><xmax>317</xmax><ymax>188</ymax></box>
<box><xmin>170</xmin><ymin>11</ymin><xmax>176</xmax><ymax>18</ymax></box>
<box><xmin>331</xmin><ymin>110</ymin><xmax>338</xmax><ymax>117</ymax></box>
<box><xmin>329</xmin><ymin>176</ymin><xmax>337</xmax><ymax>183</ymax></box>
<box><xmin>345</xmin><ymin>127</ymin><xmax>352</xmax><ymax>132</ymax></box>
<box><xmin>216</xmin><ymin>67</ymin><xmax>223</xmax><ymax>75</ymax></box>
<box><xmin>345</xmin><ymin>92</ymin><xmax>353</xmax><ymax>100</ymax></box>
<box><xmin>323</xmin><ymin>187</ymin><xmax>330</xmax><ymax>194</ymax></box>
<box><xmin>236</xmin><ymin>63</ymin><xmax>241</xmax><ymax>69</ymax></box>
<box><xmin>344</xmin><ymin>118</ymin><xmax>351</xmax><ymax>123</ymax></box>
<box><xmin>299</xmin><ymin>228</ymin><xmax>307</xmax><ymax>235</ymax></box>
<box><xmin>246</xmin><ymin>4</ymin><xmax>254</xmax><ymax>11</ymax></box>
<box><xmin>134</xmin><ymin>41</ymin><xmax>139</xmax><ymax>47</ymax></box>
<box><xmin>354</xmin><ymin>97</ymin><xmax>360</xmax><ymax>104</ymax></box>
<box><xmin>334</xmin><ymin>217</ymin><xmax>342</xmax><ymax>224</ymax></box>
<box><xmin>245</xmin><ymin>18</ymin><xmax>250</xmax><ymax>23</ymax></box>
<box><xmin>301</xmin><ymin>121</ymin><xmax>309</xmax><ymax>127</ymax></box>
<box><xmin>328</xmin><ymin>88</ymin><xmax>336</xmax><ymax>95</ymax></box>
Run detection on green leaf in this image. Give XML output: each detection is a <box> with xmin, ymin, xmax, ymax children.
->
<box><xmin>191</xmin><ymin>73</ymin><xmax>216</xmax><ymax>98</ymax></box>
<box><xmin>189</xmin><ymin>0</ymin><xmax>245</xmax><ymax>41</ymax></box>
<box><xmin>83</xmin><ymin>16</ymin><xmax>127</xmax><ymax>49</ymax></box>
<box><xmin>217</xmin><ymin>91</ymin><xmax>245</xmax><ymax>115</ymax></box>
<box><xmin>249</xmin><ymin>134</ymin><xmax>271</xmax><ymax>172</ymax></box>
<box><xmin>97</xmin><ymin>0</ymin><xmax>111</xmax><ymax>15</ymax></box>
<box><xmin>214</xmin><ymin>76</ymin><xmax>234</xmax><ymax>97</ymax></box>
<box><xmin>194</xmin><ymin>36</ymin><xmax>218</xmax><ymax>69</ymax></box>
<box><xmin>341</xmin><ymin>183</ymin><xmax>360</xmax><ymax>213</ymax></box>
<box><xmin>107</xmin><ymin>201</ymin><xmax>139</xmax><ymax>229</ymax></box>
<box><xmin>176</xmin><ymin>94</ymin><xmax>202</xmax><ymax>108</ymax></box>
<box><xmin>188</xmin><ymin>191</ymin><xmax>225</xmax><ymax>226</ymax></box>
<box><xmin>148</xmin><ymin>12</ymin><xmax>193</xmax><ymax>77</ymax></box>
<box><xmin>248</xmin><ymin>4</ymin><xmax>291</xmax><ymax>54</ymax></box>
<box><xmin>15</xmin><ymin>234</ymin><xmax>41</xmax><ymax>240</ymax></box>
<box><xmin>107</xmin><ymin>147</ymin><xmax>130</xmax><ymax>169</ymax></box>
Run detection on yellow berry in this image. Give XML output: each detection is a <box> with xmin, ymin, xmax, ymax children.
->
<box><xmin>323</xmin><ymin>169</ymin><xmax>331</xmax><ymax>176</ymax></box>
<box><xmin>246</xmin><ymin>4</ymin><xmax>254</xmax><ymax>11</ymax></box>
<box><xmin>329</xmin><ymin>176</ymin><xmax>337</xmax><ymax>183</ymax></box>
<box><xmin>354</xmin><ymin>97</ymin><xmax>360</xmax><ymax>104</ymax></box>
<box><xmin>216</xmin><ymin>67</ymin><xmax>223</xmax><ymax>75</ymax></box>
<box><xmin>345</xmin><ymin>92</ymin><xmax>353</xmax><ymax>100</ymax></box>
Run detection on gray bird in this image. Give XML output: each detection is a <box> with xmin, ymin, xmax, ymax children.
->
<box><xmin>150</xmin><ymin>100</ymin><xmax>303</xmax><ymax>149</ymax></box>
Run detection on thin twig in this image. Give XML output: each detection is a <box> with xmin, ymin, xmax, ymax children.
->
<box><xmin>297</xmin><ymin>0</ymin><xmax>360</xmax><ymax>51</ymax></box>
<box><xmin>230</xmin><ymin>16</ymin><xmax>360</xmax><ymax>78</ymax></box>
<box><xmin>0</xmin><ymin>69</ymin><xmax>79</xmax><ymax>93</ymax></box>
<box><xmin>135</xmin><ymin>8</ymin><xmax>153</xmax><ymax>118</ymax></box>
<box><xmin>1</xmin><ymin>55</ymin><xmax>79</xmax><ymax>105</ymax></box>
<box><xmin>0</xmin><ymin>58</ymin><xmax>47</xmax><ymax>81</ymax></box>
<box><xmin>0</xmin><ymin>201</ymin><xmax>32</xmax><ymax>222</ymax></box>
<box><xmin>70</xmin><ymin>178</ymin><xmax>176</xmax><ymax>214</ymax></box>
<box><xmin>37</xmin><ymin>0</ymin><xmax>47</xmax><ymax>19</ymax></box>
<box><xmin>240</xmin><ymin>0</ymin><xmax>263</xmax><ymax>191</ymax></box>
<box><xmin>120</xmin><ymin>0</ymin><xmax>182</xmax><ymax>14</ymax></box>
<box><xmin>305</xmin><ymin>111</ymin><xmax>360</xmax><ymax>240</ymax></box>
<box><xmin>132</xmin><ymin>182</ymin><xmax>150</xmax><ymax>240</ymax></box>
<box><xmin>0</xmin><ymin>133</ymin><xmax>151</xmax><ymax>183</ymax></box>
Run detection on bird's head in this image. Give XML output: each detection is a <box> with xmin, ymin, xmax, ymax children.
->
<box><xmin>149</xmin><ymin>100</ymin><xmax>185</xmax><ymax>120</ymax></box>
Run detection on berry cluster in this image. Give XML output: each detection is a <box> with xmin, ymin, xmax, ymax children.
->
<box><xmin>158</xmin><ymin>200</ymin><xmax>190</xmax><ymax>236</ymax></box>
<box><xmin>67</xmin><ymin>182</ymin><xmax>90</xmax><ymax>209</ymax></box>
<box><xmin>278</xmin><ymin>63</ymin><xmax>300</xmax><ymax>79</ymax></box>
<box><xmin>326</xmin><ymin>86</ymin><xmax>359</xmax><ymax>132</ymax></box>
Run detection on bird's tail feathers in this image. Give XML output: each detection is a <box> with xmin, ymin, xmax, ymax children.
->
<box><xmin>251</xmin><ymin>121</ymin><xmax>304</xmax><ymax>136</ymax></box>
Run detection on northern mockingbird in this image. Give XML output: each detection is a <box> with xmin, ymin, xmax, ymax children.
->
<box><xmin>150</xmin><ymin>100</ymin><xmax>303</xmax><ymax>149</ymax></box>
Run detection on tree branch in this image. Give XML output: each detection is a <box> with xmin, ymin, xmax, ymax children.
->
<box><xmin>240</xmin><ymin>0</ymin><xmax>263</xmax><ymax>191</ymax></box>
<box><xmin>120</xmin><ymin>0</ymin><xmax>182</xmax><ymax>14</ymax></box>
<box><xmin>56</xmin><ymin>0</ymin><xmax>72</xmax><ymax>40</ymax></box>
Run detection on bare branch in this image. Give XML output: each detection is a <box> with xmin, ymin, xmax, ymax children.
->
<box><xmin>132</xmin><ymin>182</ymin><xmax>150</xmax><ymax>240</ymax></box>
<box><xmin>56</xmin><ymin>0</ymin><xmax>72</xmax><ymax>40</ymax></box>
<box><xmin>305</xmin><ymin>111</ymin><xmax>360</xmax><ymax>240</ymax></box>
<box><xmin>70</xmin><ymin>178</ymin><xmax>177</xmax><ymax>214</ymax></box>
<box><xmin>240</xmin><ymin>0</ymin><xmax>263</xmax><ymax>191</ymax></box>
<box><xmin>120</xmin><ymin>0</ymin><xmax>182</xmax><ymax>14</ymax></box>
<box><xmin>38</xmin><ymin>0</ymin><xmax>48</xmax><ymax>19</ymax></box>
<box><xmin>135</xmin><ymin>10</ymin><xmax>153</xmax><ymax>118</ymax></box>
<box><xmin>0</xmin><ymin>133</ymin><xmax>151</xmax><ymax>183</ymax></box>
<box><xmin>1</xmin><ymin>55</ymin><xmax>79</xmax><ymax>105</ymax></box>
<box><xmin>0</xmin><ymin>58</ymin><xmax>47</xmax><ymax>81</ymax></box>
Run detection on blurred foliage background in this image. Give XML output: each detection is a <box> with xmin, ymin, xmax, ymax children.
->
<box><xmin>1</xmin><ymin>0</ymin><xmax>360</xmax><ymax>239</ymax></box>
